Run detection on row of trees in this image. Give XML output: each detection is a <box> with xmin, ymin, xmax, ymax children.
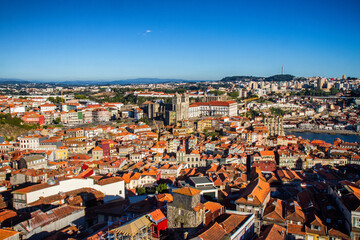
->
<box><xmin>136</xmin><ymin>183</ymin><xmax>168</xmax><ymax>195</ymax></box>
<box><xmin>269</xmin><ymin>107</ymin><xmax>286</xmax><ymax>116</ymax></box>
<box><xmin>292</xmin><ymin>87</ymin><xmax>340</xmax><ymax>96</ymax></box>
<box><xmin>48</xmin><ymin>96</ymin><xmax>64</xmax><ymax>104</ymax></box>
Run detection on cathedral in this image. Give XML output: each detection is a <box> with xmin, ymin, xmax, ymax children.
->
<box><xmin>144</xmin><ymin>92</ymin><xmax>190</xmax><ymax>125</ymax></box>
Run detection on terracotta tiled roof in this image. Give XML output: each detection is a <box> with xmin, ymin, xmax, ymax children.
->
<box><xmin>327</xmin><ymin>228</ymin><xmax>350</xmax><ymax>238</ymax></box>
<box><xmin>220</xmin><ymin>214</ymin><xmax>248</xmax><ymax>234</ymax></box>
<box><xmin>147</xmin><ymin>209</ymin><xmax>166</xmax><ymax>223</ymax></box>
<box><xmin>12</xmin><ymin>182</ymin><xmax>57</xmax><ymax>194</ymax></box>
<box><xmin>235</xmin><ymin>178</ymin><xmax>270</xmax><ymax>206</ymax></box>
<box><xmin>203</xmin><ymin>201</ymin><xmax>223</xmax><ymax>213</ymax></box>
<box><xmin>260</xmin><ymin>150</ymin><xmax>275</xmax><ymax>157</ymax></box>
<box><xmin>0</xmin><ymin>229</ymin><xmax>19</xmax><ymax>239</ymax></box>
<box><xmin>257</xmin><ymin>223</ymin><xmax>286</xmax><ymax>240</ymax></box>
<box><xmin>97</xmin><ymin>177</ymin><xmax>123</xmax><ymax>186</ymax></box>
<box><xmin>173</xmin><ymin>187</ymin><xmax>201</xmax><ymax>197</ymax></box>
<box><xmin>93</xmin><ymin>146</ymin><xmax>103</xmax><ymax>151</ymax></box>
<box><xmin>287</xmin><ymin>224</ymin><xmax>306</xmax><ymax>236</ymax></box>
<box><xmin>0</xmin><ymin>209</ymin><xmax>17</xmax><ymax>222</ymax></box>
<box><xmin>198</xmin><ymin>222</ymin><xmax>227</xmax><ymax>240</ymax></box>
<box><xmin>18</xmin><ymin>205</ymin><xmax>84</xmax><ymax>232</ymax></box>
<box><xmin>263</xmin><ymin>198</ymin><xmax>285</xmax><ymax>223</ymax></box>
<box><xmin>155</xmin><ymin>193</ymin><xmax>173</xmax><ymax>203</ymax></box>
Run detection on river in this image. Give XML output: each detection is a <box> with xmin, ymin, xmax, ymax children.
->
<box><xmin>285</xmin><ymin>131</ymin><xmax>360</xmax><ymax>144</ymax></box>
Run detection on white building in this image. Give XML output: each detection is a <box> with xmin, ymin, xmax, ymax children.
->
<box><xmin>10</xmin><ymin>104</ymin><xmax>26</xmax><ymax>114</ymax></box>
<box><xmin>12</xmin><ymin>177</ymin><xmax>125</xmax><ymax>210</ymax></box>
<box><xmin>19</xmin><ymin>135</ymin><xmax>47</xmax><ymax>151</ymax></box>
<box><xmin>188</xmin><ymin>100</ymin><xmax>237</xmax><ymax>118</ymax></box>
<box><xmin>39</xmin><ymin>103</ymin><xmax>57</xmax><ymax>112</ymax></box>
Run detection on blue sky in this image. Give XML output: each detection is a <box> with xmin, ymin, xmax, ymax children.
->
<box><xmin>0</xmin><ymin>0</ymin><xmax>359</xmax><ymax>81</ymax></box>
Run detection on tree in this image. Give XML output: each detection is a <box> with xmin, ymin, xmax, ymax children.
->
<box><xmin>74</xmin><ymin>94</ymin><xmax>88</xmax><ymax>99</ymax></box>
<box><xmin>208</xmin><ymin>90</ymin><xmax>225</xmax><ymax>96</ymax></box>
<box><xmin>48</xmin><ymin>96</ymin><xmax>64</xmax><ymax>104</ymax></box>
<box><xmin>330</xmin><ymin>87</ymin><xmax>340</xmax><ymax>95</ymax></box>
<box><xmin>139</xmin><ymin>116</ymin><xmax>150</xmax><ymax>125</ymax></box>
<box><xmin>53</xmin><ymin>117</ymin><xmax>61</xmax><ymax>124</ymax></box>
<box><xmin>136</xmin><ymin>187</ymin><xmax>146</xmax><ymax>195</ymax></box>
<box><xmin>270</xmin><ymin>107</ymin><xmax>285</xmax><ymax>116</ymax></box>
<box><xmin>156</xmin><ymin>183</ymin><xmax>168</xmax><ymax>193</ymax></box>
<box><xmin>247</xmin><ymin>109</ymin><xmax>260</xmax><ymax>118</ymax></box>
<box><xmin>146</xmin><ymin>187</ymin><xmax>156</xmax><ymax>194</ymax></box>
<box><xmin>228</xmin><ymin>91</ymin><xmax>239</xmax><ymax>99</ymax></box>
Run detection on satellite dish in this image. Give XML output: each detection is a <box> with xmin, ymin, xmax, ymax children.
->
<box><xmin>47</xmin><ymin>178</ymin><xmax>56</xmax><ymax>185</ymax></box>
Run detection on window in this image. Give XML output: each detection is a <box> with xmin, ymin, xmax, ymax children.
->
<box><xmin>354</xmin><ymin>217</ymin><xmax>360</xmax><ymax>228</ymax></box>
<box><xmin>311</xmin><ymin>225</ymin><xmax>320</xmax><ymax>231</ymax></box>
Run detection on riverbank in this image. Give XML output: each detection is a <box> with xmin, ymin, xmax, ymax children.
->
<box><xmin>286</xmin><ymin>129</ymin><xmax>359</xmax><ymax>135</ymax></box>
<box><xmin>285</xmin><ymin>131</ymin><xmax>360</xmax><ymax>143</ymax></box>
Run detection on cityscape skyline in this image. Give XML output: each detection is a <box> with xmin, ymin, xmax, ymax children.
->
<box><xmin>1</xmin><ymin>0</ymin><xmax>360</xmax><ymax>81</ymax></box>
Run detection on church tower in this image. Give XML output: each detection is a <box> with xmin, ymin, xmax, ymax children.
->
<box><xmin>172</xmin><ymin>92</ymin><xmax>189</xmax><ymax>123</ymax></box>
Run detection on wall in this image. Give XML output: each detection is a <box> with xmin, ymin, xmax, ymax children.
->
<box><xmin>24</xmin><ymin>178</ymin><xmax>125</xmax><ymax>204</ymax></box>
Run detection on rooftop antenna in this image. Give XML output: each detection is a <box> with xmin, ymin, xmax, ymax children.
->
<box><xmin>281</xmin><ymin>65</ymin><xmax>284</xmax><ymax>75</ymax></box>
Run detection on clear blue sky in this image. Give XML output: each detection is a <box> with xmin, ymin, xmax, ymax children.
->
<box><xmin>0</xmin><ymin>0</ymin><xmax>359</xmax><ymax>81</ymax></box>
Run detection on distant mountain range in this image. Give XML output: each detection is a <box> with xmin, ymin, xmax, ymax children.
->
<box><xmin>0</xmin><ymin>78</ymin><xmax>31</xmax><ymax>84</ymax></box>
<box><xmin>0</xmin><ymin>74</ymin><xmax>297</xmax><ymax>86</ymax></box>
<box><xmin>0</xmin><ymin>78</ymin><xmax>209</xmax><ymax>86</ymax></box>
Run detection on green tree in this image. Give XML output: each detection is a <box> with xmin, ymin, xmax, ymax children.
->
<box><xmin>330</xmin><ymin>87</ymin><xmax>340</xmax><ymax>95</ymax></box>
<box><xmin>139</xmin><ymin>116</ymin><xmax>150</xmax><ymax>125</ymax></box>
<box><xmin>48</xmin><ymin>96</ymin><xmax>64</xmax><ymax>104</ymax></box>
<box><xmin>74</xmin><ymin>94</ymin><xmax>88</xmax><ymax>99</ymax></box>
<box><xmin>208</xmin><ymin>90</ymin><xmax>225</xmax><ymax>96</ymax></box>
<box><xmin>247</xmin><ymin>109</ymin><xmax>260</xmax><ymax>118</ymax></box>
<box><xmin>136</xmin><ymin>187</ymin><xmax>146</xmax><ymax>195</ymax></box>
<box><xmin>53</xmin><ymin>117</ymin><xmax>61</xmax><ymax>124</ymax></box>
<box><xmin>228</xmin><ymin>91</ymin><xmax>239</xmax><ymax>99</ymax></box>
<box><xmin>48</xmin><ymin>97</ymin><xmax>56</xmax><ymax>103</ymax></box>
<box><xmin>270</xmin><ymin>107</ymin><xmax>285</xmax><ymax>116</ymax></box>
<box><xmin>156</xmin><ymin>183</ymin><xmax>168</xmax><ymax>193</ymax></box>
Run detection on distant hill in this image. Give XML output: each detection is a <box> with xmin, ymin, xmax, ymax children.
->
<box><xmin>220</xmin><ymin>76</ymin><xmax>263</xmax><ymax>82</ymax></box>
<box><xmin>0</xmin><ymin>78</ymin><xmax>207</xmax><ymax>86</ymax></box>
<box><xmin>221</xmin><ymin>74</ymin><xmax>295</xmax><ymax>82</ymax></box>
<box><xmin>108</xmin><ymin>78</ymin><xmax>198</xmax><ymax>85</ymax></box>
<box><xmin>264</xmin><ymin>74</ymin><xmax>295</xmax><ymax>82</ymax></box>
<box><xmin>0</xmin><ymin>75</ymin><xmax>296</xmax><ymax>86</ymax></box>
<box><xmin>0</xmin><ymin>78</ymin><xmax>30</xmax><ymax>84</ymax></box>
<box><xmin>52</xmin><ymin>78</ymin><xmax>201</xmax><ymax>86</ymax></box>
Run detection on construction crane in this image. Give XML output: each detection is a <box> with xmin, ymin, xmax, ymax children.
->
<box><xmin>305</xmin><ymin>148</ymin><xmax>312</xmax><ymax>169</ymax></box>
<box><xmin>153</xmin><ymin>119</ymin><xmax>160</xmax><ymax>161</ymax></box>
<box><xmin>243</xmin><ymin>97</ymin><xmax>259</xmax><ymax>118</ymax></box>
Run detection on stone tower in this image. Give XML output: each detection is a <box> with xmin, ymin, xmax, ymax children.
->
<box><xmin>167</xmin><ymin>187</ymin><xmax>204</xmax><ymax>229</ymax></box>
<box><xmin>172</xmin><ymin>92</ymin><xmax>189</xmax><ymax>123</ymax></box>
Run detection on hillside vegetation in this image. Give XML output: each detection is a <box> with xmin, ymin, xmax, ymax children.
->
<box><xmin>0</xmin><ymin>114</ymin><xmax>38</xmax><ymax>140</ymax></box>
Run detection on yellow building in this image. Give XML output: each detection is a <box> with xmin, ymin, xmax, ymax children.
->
<box><xmin>55</xmin><ymin>146</ymin><xmax>68</xmax><ymax>160</ymax></box>
<box><xmin>246</xmin><ymin>131</ymin><xmax>253</xmax><ymax>144</ymax></box>
<box><xmin>204</xmin><ymin>118</ymin><xmax>213</xmax><ymax>129</ymax></box>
